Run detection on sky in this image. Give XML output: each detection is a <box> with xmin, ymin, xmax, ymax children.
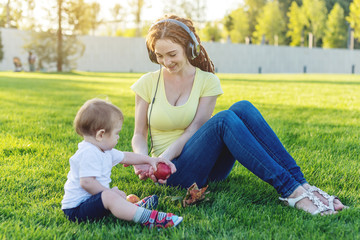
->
<box><xmin>136</xmin><ymin>0</ymin><xmax>242</xmax><ymax>21</ymax></box>
<box><xmin>31</xmin><ymin>0</ymin><xmax>243</xmax><ymax>22</ymax></box>
<box><xmin>88</xmin><ymin>0</ymin><xmax>243</xmax><ymax>22</ymax></box>
<box><xmin>1</xmin><ymin>0</ymin><xmax>243</xmax><ymax>30</ymax></box>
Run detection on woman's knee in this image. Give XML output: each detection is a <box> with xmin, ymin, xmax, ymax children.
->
<box><xmin>229</xmin><ymin>100</ymin><xmax>254</xmax><ymax>111</ymax></box>
<box><xmin>214</xmin><ymin>110</ymin><xmax>236</xmax><ymax>122</ymax></box>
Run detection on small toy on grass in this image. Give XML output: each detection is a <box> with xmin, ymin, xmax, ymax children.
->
<box><xmin>126</xmin><ymin>194</ymin><xmax>140</xmax><ymax>203</ymax></box>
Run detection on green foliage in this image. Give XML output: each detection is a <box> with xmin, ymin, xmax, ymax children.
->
<box><xmin>227</xmin><ymin>7</ymin><xmax>250</xmax><ymax>43</ymax></box>
<box><xmin>346</xmin><ymin>0</ymin><xmax>360</xmax><ymax>39</ymax></box>
<box><xmin>200</xmin><ymin>22</ymin><xmax>222</xmax><ymax>42</ymax></box>
<box><xmin>0</xmin><ymin>0</ymin><xmax>23</xmax><ymax>28</ymax></box>
<box><xmin>253</xmin><ymin>0</ymin><xmax>286</xmax><ymax>45</ymax></box>
<box><xmin>244</xmin><ymin>0</ymin><xmax>267</xmax><ymax>34</ymax></box>
<box><xmin>287</xmin><ymin>1</ymin><xmax>308</xmax><ymax>46</ymax></box>
<box><xmin>278</xmin><ymin>0</ymin><xmax>302</xmax><ymax>19</ymax></box>
<box><xmin>0</xmin><ymin>72</ymin><xmax>359</xmax><ymax>239</ymax></box>
<box><xmin>88</xmin><ymin>2</ymin><xmax>102</xmax><ymax>35</ymax></box>
<box><xmin>163</xmin><ymin>0</ymin><xmax>206</xmax><ymax>24</ymax></box>
<box><xmin>64</xmin><ymin>0</ymin><xmax>101</xmax><ymax>35</ymax></box>
<box><xmin>223</xmin><ymin>15</ymin><xmax>234</xmax><ymax>35</ymax></box>
<box><xmin>323</xmin><ymin>3</ymin><xmax>347</xmax><ymax>49</ymax></box>
<box><xmin>302</xmin><ymin>0</ymin><xmax>328</xmax><ymax>46</ymax></box>
<box><xmin>122</xmin><ymin>28</ymin><xmax>137</xmax><ymax>38</ymax></box>
<box><xmin>23</xmin><ymin>31</ymin><xmax>85</xmax><ymax>71</ymax></box>
<box><xmin>129</xmin><ymin>0</ymin><xmax>146</xmax><ymax>37</ymax></box>
<box><xmin>114</xmin><ymin>23</ymin><xmax>151</xmax><ymax>38</ymax></box>
<box><xmin>325</xmin><ymin>0</ymin><xmax>352</xmax><ymax>16</ymax></box>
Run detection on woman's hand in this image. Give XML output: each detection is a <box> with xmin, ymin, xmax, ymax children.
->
<box><xmin>131</xmin><ymin>157</ymin><xmax>177</xmax><ymax>184</ymax></box>
<box><xmin>148</xmin><ymin>157</ymin><xmax>176</xmax><ymax>184</ymax></box>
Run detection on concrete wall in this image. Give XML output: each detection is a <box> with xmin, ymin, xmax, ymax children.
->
<box><xmin>1</xmin><ymin>27</ymin><xmax>359</xmax><ymax>74</ymax></box>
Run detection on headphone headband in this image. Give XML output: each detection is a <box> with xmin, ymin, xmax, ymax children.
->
<box><xmin>147</xmin><ymin>18</ymin><xmax>200</xmax><ymax>63</ymax></box>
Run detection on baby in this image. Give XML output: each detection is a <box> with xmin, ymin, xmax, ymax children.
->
<box><xmin>61</xmin><ymin>98</ymin><xmax>182</xmax><ymax>229</ymax></box>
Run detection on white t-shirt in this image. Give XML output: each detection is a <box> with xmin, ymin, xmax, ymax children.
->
<box><xmin>61</xmin><ymin>141</ymin><xmax>124</xmax><ymax>209</ymax></box>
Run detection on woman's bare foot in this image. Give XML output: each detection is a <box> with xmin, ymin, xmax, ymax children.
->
<box><xmin>285</xmin><ymin>186</ymin><xmax>336</xmax><ymax>215</ymax></box>
<box><xmin>302</xmin><ymin>183</ymin><xmax>345</xmax><ymax>211</ymax></box>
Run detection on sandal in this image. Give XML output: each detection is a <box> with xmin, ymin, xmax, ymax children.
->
<box><xmin>307</xmin><ymin>186</ymin><xmax>348</xmax><ymax>211</ymax></box>
<box><xmin>279</xmin><ymin>191</ymin><xmax>331</xmax><ymax>215</ymax></box>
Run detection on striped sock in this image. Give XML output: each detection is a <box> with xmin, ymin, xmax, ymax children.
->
<box><xmin>135</xmin><ymin>195</ymin><xmax>158</xmax><ymax>210</ymax></box>
<box><xmin>133</xmin><ymin>207</ymin><xmax>151</xmax><ymax>223</ymax></box>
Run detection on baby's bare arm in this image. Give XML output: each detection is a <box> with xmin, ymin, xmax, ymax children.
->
<box><xmin>80</xmin><ymin>177</ymin><xmax>107</xmax><ymax>195</ymax></box>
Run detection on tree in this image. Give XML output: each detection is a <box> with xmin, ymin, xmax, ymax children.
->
<box><xmin>88</xmin><ymin>2</ymin><xmax>102</xmax><ymax>35</ymax></box>
<box><xmin>24</xmin><ymin>31</ymin><xmax>84</xmax><ymax>71</ymax></box>
<box><xmin>57</xmin><ymin>0</ymin><xmax>63</xmax><ymax>71</ymax></box>
<box><xmin>278</xmin><ymin>0</ymin><xmax>302</xmax><ymax>17</ymax></box>
<box><xmin>191</xmin><ymin>0</ymin><xmax>207</xmax><ymax>25</ymax></box>
<box><xmin>223</xmin><ymin>14</ymin><xmax>234</xmax><ymax>40</ymax></box>
<box><xmin>163</xmin><ymin>0</ymin><xmax>206</xmax><ymax>26</ymax></box>
<box><xmin>129</xmin><ymin>0</ymin><xmax>145</xmax><ymax>37</ymax></box>
<box><xmin>277</xmin><ymin>0</ymin><xmax>302</xmax><ymax>45</ymax></box>
<box><xmin>64</xmin><ymin>0</ymin><xmax>92</xmax><ymax>35</ymax></box>
<box><xmin>325</xmin><ymin>0</ymin><xmax>352</xmax><ymax>16</ymax></box>
<box><xmin>200</xmin><ymin>21</ymin><xmax>222</xmax><ymax>42</ymax></box>
<box><xmin>244</xmin><ymin>0</ymin><xmax>267</xmax><ymax>34</ymax></box>
<box><xmin>22</xmin><ymin>0</ymin><xmax>36</xmax><ymax>30</ymax></box>
<box><xmin>226</xmin><ymin>7</ymin><xmax>249</xmax><ymax>43</ymax></box>
<box><xmin>346</xmin><ymin>0</ymin><xmax>360</xmax><ymax>39</ymax></box>
<box><xmin>24</xmin><ymin>0</ymin><xmax>87</xmax><ymax>72</ymax></box>
<box><xmin>287</xmin><ymin>1</ymin><xmax>307</xmax><ymax>46</ymax></box>
<box><xmin>323</xmin><ymin>3</ymin><xmax>347</xmax><ymax>48</ymax></box>
<box><xmin>302</xmin><ymin>0</ymin><xmax>328</xmax><ymax>47</ymax></box>
<box><xmin>110</xmin><ymin>4</ymin><xmax>124</xmax><ymax>21</ymax></box>
<box><xmin>253</xmin><ymin>0</ymin><xmax>286</xmax><ymax>45</ymax></box>
<box><xmin>0</xmin><ymin>30</ymin><xmax>3</xmax><ymax>62</ymax></box>
<box><xmin>0</xmin><ymin>0</ymin><xmax>23</xmax><ymax>28</ymax></box>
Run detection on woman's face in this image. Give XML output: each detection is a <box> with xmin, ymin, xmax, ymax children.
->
<box><xmin>154</xmin><ymin>39</ymin><xmax>189</xmax><ymax>73</ymax></box>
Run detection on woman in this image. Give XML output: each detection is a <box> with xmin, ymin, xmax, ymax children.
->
<box><xmin>130</xmin><ymin>15</ymin><xmax>345</xmax><ymax>215</ymax></box>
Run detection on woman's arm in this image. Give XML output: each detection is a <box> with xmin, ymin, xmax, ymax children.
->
<box><xmin>131</xmin><ymin>94</ymin><xmax>149</xmax><ymax>156</ymax></box>
<box><xmin>131</xmin><ymin>94</ymin><xmax>153</xmax><ymax>179</ymax></box>
<box><xmin>159</xmin><ymin>95</ymin><xmax>218</xmax><ymax>161</ymax></box>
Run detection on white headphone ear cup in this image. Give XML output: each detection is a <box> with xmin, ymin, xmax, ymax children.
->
<box><xmin>187</xmin><ymin>42</ymin><xmax>195</xmax><ymax>60</ymax></box>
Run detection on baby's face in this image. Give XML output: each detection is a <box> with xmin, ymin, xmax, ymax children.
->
<box><xmin>100</xmin><ymin>121</ymin><xmax>123</xmax><ymax>151</ymax></box>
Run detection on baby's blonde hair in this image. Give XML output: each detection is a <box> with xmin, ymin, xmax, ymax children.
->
<box><xmin>74</xmin><ymin>98</ymin><xmax>123</xmax><ymax>137</ymax></box>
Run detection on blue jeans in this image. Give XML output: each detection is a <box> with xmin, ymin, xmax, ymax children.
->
<box><xmin>166</xmin><ymin>100</ymin><xmax>307</xmax><ymax>198</ymax></box>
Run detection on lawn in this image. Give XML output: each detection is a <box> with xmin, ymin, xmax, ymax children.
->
<box><xmin>0</xmin><ymin>71</ymin><xmax>359</xmax><ymax>239</ymax></box>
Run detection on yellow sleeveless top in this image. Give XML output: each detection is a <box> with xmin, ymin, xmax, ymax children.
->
<box><xmin>131</xmin><ymin>68</ymin><xmax>223</xmax><ymax>156</ymax></box>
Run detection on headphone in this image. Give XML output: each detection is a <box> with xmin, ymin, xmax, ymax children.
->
<box><xmin>147</xmin><ymin>19</ymin><xmax>201</xmax><ymax>64</ymax></box>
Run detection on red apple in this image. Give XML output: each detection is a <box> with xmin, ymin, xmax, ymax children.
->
<box><xmin>154</xmin><ymin>162</ymin><xmax>171</xmax><ymax>180</ymax></box>
<box><xmin>126</xmin><ymin>194</ymin><xmax>140</xmax><ymax>203</ymax></box>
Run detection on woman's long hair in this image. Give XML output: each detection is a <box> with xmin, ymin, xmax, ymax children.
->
<box><xmin>146</xmin><ymin>15</ymin><xmax>215</xmax><ymax>74</ymax></box>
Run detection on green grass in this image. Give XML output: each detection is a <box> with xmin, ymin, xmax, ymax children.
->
<box><xmin>0</xmin><ymin>71</ymin><xmax>359</xmax><ymax>239</ymax></box>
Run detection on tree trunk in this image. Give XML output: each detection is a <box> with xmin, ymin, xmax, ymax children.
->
<box><xmin>6</xmin><ymin>0</ymin><xmax>10</xmax><ymax>28</ymax></box>
<box><xmin>57</xmin><ymin>0</ymin><xmax>63</xmax><ymax>72</ymax></box>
